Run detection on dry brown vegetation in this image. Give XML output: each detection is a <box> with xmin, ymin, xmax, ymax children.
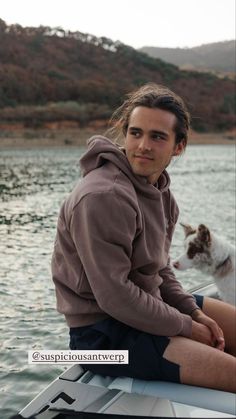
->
<box><xmin>0</xmin><ymin>19</ymin><xmax>235</xmax><ymax>136</ymax></box>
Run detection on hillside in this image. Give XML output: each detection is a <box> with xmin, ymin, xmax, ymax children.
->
<box><xmin>0</xmin><ymin>19</ymin><xmax>235</xmax><ymax>132</ymax></box>
<box><xmin>140</xmin><ymin>41</ymin><xmax>235</xmax><ymax>75</ymax></box>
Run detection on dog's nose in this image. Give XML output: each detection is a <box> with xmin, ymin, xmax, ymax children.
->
<box><xmin>173</xmin><ymin>261</ymin><xmax>180</xmax><ymax>269</ymax></box>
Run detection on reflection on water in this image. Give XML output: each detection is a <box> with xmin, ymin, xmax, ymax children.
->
<box><xmin>0</xmin><ymin>145</ymin><xmax>235</xmax><ymax>417</ymax></box>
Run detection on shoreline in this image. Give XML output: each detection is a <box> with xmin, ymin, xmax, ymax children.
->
<box><xmin>0</xmin><ymin>128</ymin><xmax>235</xmax><ymax>149</ymax></box>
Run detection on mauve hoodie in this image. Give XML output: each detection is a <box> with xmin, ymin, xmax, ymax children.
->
<box><xmin>51</xmin><ymin>136</ymin><xmax>198</xmax><ymax>337</ymax></box>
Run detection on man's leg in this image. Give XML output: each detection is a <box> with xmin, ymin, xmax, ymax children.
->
<box><xmin>201</xmin><ymin>297</ymin><xmax>236</xmax><ymax>356</ymax></box>
<box><xmin>163</xmin><ymin>335</ymin><xmax>236</xmax><ymax>392</ymax></box>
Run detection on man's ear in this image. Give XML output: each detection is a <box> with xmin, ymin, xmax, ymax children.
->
<box><xmin>173</xmin><ymin>141</ymin><xmax>186</xmax><ymax>156</ymax></box>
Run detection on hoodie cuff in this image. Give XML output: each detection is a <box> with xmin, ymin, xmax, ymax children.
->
<box><xmin>180</xmin><ymin>314</ymin><xmax>193</xmax><ymax>337</ymax></box>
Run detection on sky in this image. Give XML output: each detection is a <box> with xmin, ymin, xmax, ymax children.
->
<box><xmin>0</xmin><ymin>0</ymin><xmax>235</xmax><ymax>49</ymax></box>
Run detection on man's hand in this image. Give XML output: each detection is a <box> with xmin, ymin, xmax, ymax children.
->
<box><xmin>191</xmin><ymin>309</ymin><xmax>225</xmax><ymax>351</ymax></box>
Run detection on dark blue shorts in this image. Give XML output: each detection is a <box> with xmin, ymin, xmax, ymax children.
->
<box><xmin>69</xmin><ymin>294</ymin><xmax>203</xmax><ymax>383</ymax></box>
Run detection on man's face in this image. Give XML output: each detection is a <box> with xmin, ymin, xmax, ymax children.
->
<box><xmin>124</xmin><ymin>106</ymin><xmax>185</xmax><ymax>184</ymax></box>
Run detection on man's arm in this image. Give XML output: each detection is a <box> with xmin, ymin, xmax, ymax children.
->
<box><xmin>70</xmin><ymin>192</ymin><xmax>193</xmax><ymax>337</ymax></box>
<box><xmin>159</xmin><ymin>260</ymin><xmax>199</xmax><ymax>315</ymax></box>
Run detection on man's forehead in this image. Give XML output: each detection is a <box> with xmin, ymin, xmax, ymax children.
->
<box><xmin>129</xmin><ymin>106</ymin><xmax>177</xmax><ymax>131</ymax></box>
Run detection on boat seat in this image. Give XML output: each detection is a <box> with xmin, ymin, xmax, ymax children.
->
<box><xmin>20</xmin><ymin>364</ymin><xmax>236</xmax><ymax>418</ymax></box>
<box><xmin>77</xmin><ymin>368</ymin><xmax>236</xmax><ymax>416</ymax></box>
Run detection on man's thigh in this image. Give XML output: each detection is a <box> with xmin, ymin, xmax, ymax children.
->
<box><xmin>163</xmin><ymin>335</ymin><xmax>236</xmax><ymax>392</ymax></box>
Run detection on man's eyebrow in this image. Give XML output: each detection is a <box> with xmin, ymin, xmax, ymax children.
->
<box><xmin>150</xmin><ymin>130</ymin><xmax>168</xmax><ymax>137</ymax></box>
<box><xmin>128</xmin><ymin>126</ymin><xmax>169</xmax><ymax>137</ymax></box>
<box><xmin>128</xmin><ymin>126</ymin><xmax>142</xmax><ymax>131</ymax></box>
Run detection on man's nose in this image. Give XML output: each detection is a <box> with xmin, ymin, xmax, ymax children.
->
<box><xmin>138</xmin><ymin>136</ymin><xmax>151</xmax><ymax>151</ymax></box>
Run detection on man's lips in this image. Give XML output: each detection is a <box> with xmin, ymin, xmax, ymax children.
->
<box><xmin>134</xmin><ymin>155</ymin><xmax>153</xmax><ymax>160</ymax></box>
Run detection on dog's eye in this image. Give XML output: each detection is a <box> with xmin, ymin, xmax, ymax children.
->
<box><xmin>187</xmin><ymin>242</ymin><xmax>204</xmax><ymax>259</ymax></box>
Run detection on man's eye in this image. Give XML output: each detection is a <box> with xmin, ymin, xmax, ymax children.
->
<box><xmin>131</xmin><ymin>131</ymin><xmax>141</xmax><ymax>138</ymax></box>
<box><xmin>152</xmin><ymin>134</ymin><xmax>164</xmax><ymax>141</ymax></box>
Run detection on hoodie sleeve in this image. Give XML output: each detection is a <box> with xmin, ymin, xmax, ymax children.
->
<box><xmin>69</xmin><ymin>190</ymin><xmax>192</xmax><ymax>337</ymax></box>
<box><xmin>159</xmin><ymin>260</ymin><xmax>199</xmax><ymax>314</ymax></box>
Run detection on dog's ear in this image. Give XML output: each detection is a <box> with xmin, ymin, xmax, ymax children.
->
<box><xmin>180</xmin><ymin>223</ymin><xmax>196</xmax><ymax>237</ymax></box>
<box><xmin>197</xmin><ymin>224</ymin><xmax>211</xmax><ymax>246</ymax></box>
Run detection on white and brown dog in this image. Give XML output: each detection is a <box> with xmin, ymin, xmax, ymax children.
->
<box><xmin>173</xmin><ymin>223</ymin><xmax>235</xmax><ymax>306</ymax></box>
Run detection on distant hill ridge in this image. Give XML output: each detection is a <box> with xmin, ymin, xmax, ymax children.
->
<box><xmin>0</xmin><ymin>19</ymin><xmax>235</xmax><ymax>132</ymax></box>
<box><xmin>139</xmin><ymin>41</ymin><xmax>235</xmax><ymax>74</ymax></box>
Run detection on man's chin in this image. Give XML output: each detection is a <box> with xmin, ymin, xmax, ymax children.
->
<box><xmin>132</xmin><ymin>168</ymin><xmax>149</xmax><ymax>178</ymax></box>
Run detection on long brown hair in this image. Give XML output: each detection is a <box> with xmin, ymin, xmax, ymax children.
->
<box><xmin>107</xmin><ymin>83</ymin><xmax>190</xmax><ymax>147</ymax></box>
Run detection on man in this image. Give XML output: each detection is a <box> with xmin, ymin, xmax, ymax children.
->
<box><xmin>52</xmin><ymin>83</ymin><xmax>236</xmax><ymax>392</ymax></box>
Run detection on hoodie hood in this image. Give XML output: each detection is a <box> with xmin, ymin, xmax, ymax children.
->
<box><xmin>80</xmin><ymin>136</ymin><xmax>171</xmax><ymax>197</ymax></box>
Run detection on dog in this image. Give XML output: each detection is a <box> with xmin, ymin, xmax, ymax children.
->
<box><xmin>173</xmin><ymin>223</ymin><xmax>235</xmax><ymax>306</ymax></box>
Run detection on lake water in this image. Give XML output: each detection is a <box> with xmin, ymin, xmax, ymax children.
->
<box><xmin>0</xmin><ymin>144</ymin><xmax>235</xmax><ymax>417</ymax></box>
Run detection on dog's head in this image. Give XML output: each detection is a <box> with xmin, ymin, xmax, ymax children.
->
<box><xmin>173</xmin><ymin>223</ymin><xmax>213</xmax><ymax>272</ymax></box>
